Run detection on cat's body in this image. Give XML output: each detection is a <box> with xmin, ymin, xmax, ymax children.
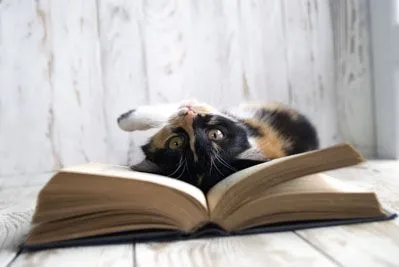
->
<box><xmin>117</xmin><ymin>100</ymin><xmax>319</xmax><ymax>193</ymax></box>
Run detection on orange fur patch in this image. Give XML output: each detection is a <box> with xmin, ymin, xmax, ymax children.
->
<box><xmin>169</xmin><ymin>116</ymin><xmax>198</xmax><ymax>161</ymax></box>
<box><xmin>244</xmin><ymin>118</ymin><xmax>290</xmax><ymax>159</ymax></box>
<box><xmin>149</xmin><ymin>127</ymin><xmax>174</xmax><ymax>151</ymax></box>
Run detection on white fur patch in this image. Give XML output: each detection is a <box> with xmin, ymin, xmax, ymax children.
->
<box><xmin>236</xmin><ymin>137</ymin><xmax>267</xmax><ymax>161</ymax></box>
<box><xmin>117</xmin><ymin>103</ymin><xmax>179</xmax><ymax>132</ymax></box>
<box><xmin>224</xmin><ymin>104</ymin><xmax>257</xmax><ymax>119</ymax></box>
<box><xmin>118</xmin><ymin>99</ymin><xmax>225</xmax><ymax>132</ymax></box>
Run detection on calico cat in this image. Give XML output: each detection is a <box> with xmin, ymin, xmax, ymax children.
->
<box><xmin>117</xmin><ymin>99</ymin><xmax>319</xmax><ymax>193</ymax></box>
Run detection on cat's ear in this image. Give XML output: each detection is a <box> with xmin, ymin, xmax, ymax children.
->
<box><xmin>130</xmin><ymin>159</ymin><xmax>162</xmax><ymax>174</ymax></box>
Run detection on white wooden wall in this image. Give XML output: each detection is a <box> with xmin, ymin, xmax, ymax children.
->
<box><xmin>0</xmin><ymin>0</ymin><xmax>375</xmax><ymax>184</ymax></box>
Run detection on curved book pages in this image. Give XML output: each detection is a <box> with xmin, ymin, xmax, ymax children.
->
<box><xmin>20</xmin><ymin>143</ymin><xmax>397</xmax><ymax>251</ymax></box>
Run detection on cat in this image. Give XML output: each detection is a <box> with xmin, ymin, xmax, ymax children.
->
<box><xmin>117</xmin><ymin>99</ymin><xmax>319</xmax><ymax>193</ymax></box>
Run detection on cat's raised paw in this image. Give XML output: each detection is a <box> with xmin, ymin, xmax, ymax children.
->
<box><xmin>117</xmin><ymin>109</ymin><xmax>136</xmax><ymax>124</ymax></box>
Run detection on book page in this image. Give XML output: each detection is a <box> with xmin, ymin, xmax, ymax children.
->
<box><xmin>60</xmin><ymin>163</ymin><xmax>208</xmax><ymax>209</ymax></box>
<box><xmin>218</xmin><ymin>174</ymin><xmax>380</xmax><ymax>231</ymax></box>
<box><xmin>206</xmin><ymin>160</ymin><xmax>280</xmax><ymax>211</ymax></box>
<box><xmin>260</xmin><ymin>173</ymin><xmax>368</xmax><ymax>196</ymax></box>
<box><xmin>206</xmin><ymin>143</ymin><xmax>364</xmax><ymax>215</ymax></box>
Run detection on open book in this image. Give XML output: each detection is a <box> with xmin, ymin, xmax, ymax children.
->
<box><xmin>21</xmin><ymin>143</ymin><xmax>396</xmax><ymax>251</ymax></box>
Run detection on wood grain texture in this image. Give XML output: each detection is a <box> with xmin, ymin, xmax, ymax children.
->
<box><xmin>368</xmin><ymin>0</ymin><xmax>399</xmax><ymax>159</ymax></box>
<box><xmin>43</xmin><ymin>0</ymin><xmax>108</xmax><ymax>168</ymax></box>
<box><xmin>330</xmin><ymin>0</ymin><xmax>375</xmax><ymax>157</ymax></box>
<box><xmin>282</xmin><ymin>0</ymin><xmax>339</xmax><ymax>148</ymax></box>
<box><xmin>11</xmin><ymin>245</ymin><xmax>134</xmax><ymax>267</ymax></box>
<box><xmin>0</xmin><ymin>0</ymin><xmax>107</xmax><ymax>176</ymax></box>
<box><xmin>0</xmin><ymin>186</ymin><xmax>41</xmax><ymax>267</ymax></box>
<box><xmin>238</xmin><ymin>0</ymin><xmax>290</xmax><ymax>103</ymax></box>
<box><xmin>97</xmin><ymin>0</ymin><xmax>150</xmax><ymax>165</ymax></box>
<box><xmin>0</xmin><ymin>1</ymin><xmax>375</xmax><ymax>180</ymax></box>
<box><xmin>0</xmin><ymin>186</ymin><xmax>42</xmax><ymax>251</ymax></box>
<box><xmin>0</xmin><ymin>173</ymin><xmax>53</xmax><ymax>189</ymax></box>
<box><xmin>136</xmin><ymin>233</ymin><xmax>338</xmax><ymax>267</ymax></box>
<box><xmin>297</xmin><ymin>161</ymin><xmax>399</xmax><ymax>267</ymax></box>
<box><xmin>141</xmin><ymin>0</ymin><xmax>244</xmax><ymax>106</ymax></box>
<box><xmin>0</xmin><ymin>0</ymin><xmax>57</xmax><ymax>176</ymax></box>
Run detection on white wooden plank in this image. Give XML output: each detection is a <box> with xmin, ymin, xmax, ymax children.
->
<box><xmin>0</xmin><ymin>207</ymin><xmax>34</xmax><ymax>252</ymax></box>
<box><xmin>0</xmin><ymin>186</ymin><xmax>41</xmax><ymax>211</ymax></box>
<box><xmin>0</xmin><ymin>186</ymin><xmax>41</xmax><ymax>267</ymax></box>
<box><xmin>330</xmin><ymin>0</ymin><xmax>376</xmax><ymax>157</ymax></box>
<box><xmin>0</xmin><ymin>173</ymin><xmax>53</xmax><ymax>189</ymax></box>
<box><xmin>11</xmin><ymin>245</ymin><xmax>134</xmax><ymax>267</ymax></box>
<box><xmin>282</xmin><ymin>0</ymin><xmax>339</xmax><ymax>148</ymax></box>
<box><xmin>97</xmin><ymin>0</ymin><xmax>150</xmax><ymax>165</ymax></box>
<box><xmin>238</xmin><ymin>0</ymin><xmax>290</xmax><ymax>104</ymax></box>
<box><xmin>136</xmin><ymin>233</ymin><xmax>338</xmax><ymax>267</ymax></box>
<box><xmin>0</xmin><ymin>0</ymin><xmax>108</xmax><ymax>177</ymax></box>
<box><xmin>142</xmin><ymin>0</ymin><xmax>244</xmax><ymax>106</ymax></box>
<box><xmin>297</xmin><ymin>220</ymin><xmax>399</xmax><ymax>267</ymax></box>
<box><xmin>369</xmin><ymin>0</ymin><xmax>399</xmax><ymax>159</ymax></box>
<box><xmin>0</xmin><ymin>0</ymin><xmax>56</xmax><ymax>176</ymax></box>
<box><xmin>44</xmin><ymin>0</ymin><xmax>107</xmax><ymax>167</ymax></box>
<box><xmin>297</xmin><ymin>161</ymin><xmax>399</xmax><ymax>267</ymax></box>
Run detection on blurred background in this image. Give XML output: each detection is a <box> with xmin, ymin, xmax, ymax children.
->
<box><xmin>0</xmin><ymin>0</ymin><xmax>397</xmax><ymax>187</ymax></box>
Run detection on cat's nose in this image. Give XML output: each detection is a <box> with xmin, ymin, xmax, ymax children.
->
<box><xmin>183</xmin><ymin>109</ymin><xmax>197</xmax><ymax>125</ymax></box>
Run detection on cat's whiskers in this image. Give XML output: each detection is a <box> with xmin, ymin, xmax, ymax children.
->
<box><xmin>175</xmin><ymin>158</ymin><xmax>187</xmax><ymax>180</ymax></box>
<box><xmin>167</xmin><ymin>157</ymin><xmax>184</xmax><ymax>177</ymax></box>
<box><xmin>210</xmin><ymin>153</ymin><xmax>225</xmax><ymax>177</ymax></box>
<box><xmin>213</xmin><ymin>146</ymin><xmax>237</xmax><ymax>172</ymax></box>
<box><xmin>214</xmin><ymin>153</ymin><xmax>237</xmax><ymax>172</ymax></box>
<box><xmin>209</xmin><ymin>155</ymin><xmax>214</xmax><ymax>175</ymax></box>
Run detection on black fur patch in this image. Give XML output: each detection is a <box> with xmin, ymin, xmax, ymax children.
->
<box><xmin>136</xmin><ymin>108</ymin><xmax>318</xmax><ymax>193</ymax></box>
<box><xmin>255</xmin><ymin>108</ymin><xmax>319</xmax><ymax>154</ymax></box>
<box><xmin>139</xmin><ymin>114</ymin><xmax>259</xmax><ymax>193</ymax></box>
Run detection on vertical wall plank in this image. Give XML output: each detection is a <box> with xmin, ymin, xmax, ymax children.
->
<box><xmin>368</xmin><ymin>0</ymin><xmax>399</xmax><ymax>159</ymax></box>
<box><xmin>238</xmin><ymin>0</ymin><xmax>290</xmax><ymax>104</ymax></box>
<box><xmin>142</xmin><ymin>0</ymin><xmax>244</xmax><ymax>106</ymax></box>
<box><xmin>47</xmin><ymin>0</ymin><xmax>107</xmax><ymax>167</ymax></box>
<box><xmin>330</xmin><ymin>0</ymin><xmax>375</xmax><ymax>157</ymax></box>
<box><xmin>0</xmin><ymin>0</ymin><xmax>55</xmax><ymax>176</ymax></box>
<box><xmin>0</xmin><ymin>0</ymin><xmax>107</xmax><ymax>175</ymax></box>
<box><xmin>97</xmin><ymin>0</ymin><xmax>150</xmax><ymax>164</ymax></box>
<box><xmin>282</xmin><ymin>0</ymin><xmax>339</xmax><ymax>148</ymax></box>
<box><xmin>0</xmin><ymin>0</ymin><xmax>376</xmax><ymax>182</ymax></box>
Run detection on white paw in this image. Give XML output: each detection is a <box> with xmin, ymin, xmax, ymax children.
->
<box><xmin>117</xmin><ymin>109</ymin><xmax>147</xmax><ymax>131</ymax></box>
<box><xmin>117</xmin><ymin>104</ymin><xmax>176</xmax><ymax>132</ymax></box>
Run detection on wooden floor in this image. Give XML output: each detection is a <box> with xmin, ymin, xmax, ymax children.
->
<box><xmin>1</xmin><ymin>161</ymin><xmax>399</xmax><ymax>267</ymax></box>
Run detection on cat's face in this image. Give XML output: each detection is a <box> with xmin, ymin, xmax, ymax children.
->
<box><xmin>131</xmin><ymin>103</ymin><xmax>266</xmax><ymax>193</ymax></box>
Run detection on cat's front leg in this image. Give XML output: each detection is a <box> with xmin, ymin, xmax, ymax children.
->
<box><xmin>117</xmin><ymin>103</ymin><xmax>182</xmax><ymax>131</ymax></box>
<box><xmin>117</xmin><ymin>99</ymin><xmax>204</xmax><ymax>131</ymax></box>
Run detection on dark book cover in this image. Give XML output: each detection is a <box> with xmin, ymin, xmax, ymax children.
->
<box><xmin>19</xmin><ymin>212</ymin><xmax>397</xmax><ymax>252</ymax></box>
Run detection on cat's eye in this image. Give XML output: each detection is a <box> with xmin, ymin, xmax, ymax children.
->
<box><xmin>208</xmin><ymin>129</ymin><xmax>224</xmax><ymax>141</ymax></box>
<box><xmin>168</xmin><ymin>136</ymin><xmax>185</xmax><ymax>150</ymax></box>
